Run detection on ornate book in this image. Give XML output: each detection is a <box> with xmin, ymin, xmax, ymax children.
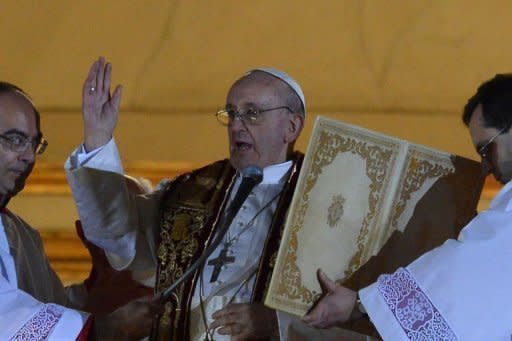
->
<box><xmin>265</xmin><ymin>116</ymin><xmax>484</xmax><ymax>316</ymax></box>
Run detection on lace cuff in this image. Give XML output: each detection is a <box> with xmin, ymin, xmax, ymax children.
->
<box><xmin>377</xmin><ymin>268</ymin><xmax>457</xmax><ymax>340</ymax></box>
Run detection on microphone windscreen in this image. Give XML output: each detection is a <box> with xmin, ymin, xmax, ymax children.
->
<box><xmin>240</xmin><ymin>165</ymin><xmax>263</xmax><ymax>184</ymax></box>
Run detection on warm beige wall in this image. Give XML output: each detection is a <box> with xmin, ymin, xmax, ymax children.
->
<box><xmin>4</xmin><ymin>0</ymin><xmax>509</xmax><ymax>163</ymax></box>
<box><xmin>4</xmin><ymin>0</ymin><xmax>510</xmax><ymax>229</ymax></box>
<box><xmin>4</xmin><ymin>1</ymin><xmax>512</xmax><ymax>115</ymax></box>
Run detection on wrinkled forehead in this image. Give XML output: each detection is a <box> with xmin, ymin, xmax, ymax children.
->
<box><xmin>226</xmin><ymin>72</ymin><xmax>285</xmax><ymax>107</ymax></box>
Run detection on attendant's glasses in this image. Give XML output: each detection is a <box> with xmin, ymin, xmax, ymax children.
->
<box><xmin>215</xmin><ymin>106</ymin><xmax>293</xmax><ymax>126</ymax></box>
<box><xmin>0</xmin><ymin>133</ymin><xmax>48</xmax><ymax>155</ymax></box>
<box><xmin>478</xmin><ymin>127</ymin><xmax>506</xmax><ymax>160</ymax></box>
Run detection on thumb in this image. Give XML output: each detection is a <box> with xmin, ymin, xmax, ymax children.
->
<box><xmin>317</xmin><ymin>269</ymin><xmax>337</xmax><ymax>293</ymax></box>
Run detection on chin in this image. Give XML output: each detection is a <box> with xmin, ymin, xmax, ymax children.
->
<box><xmin>230</xmin><ymin>160</ymin><xmax>247</xmax><ymax>171</ymax></box>
<box><xmin>11</xmin><ymin>179</ymin><xmax>26</xmax><ymax>196</ymax></box>
<box><xmin>229</xmin><ymin>157</ymin><xmax>251</xmax><ymax>171</ymax></box>
<box><xmin>0</xmin><ymin>187</ymin><xmax>16</xmax><ymax>203</ymax></box>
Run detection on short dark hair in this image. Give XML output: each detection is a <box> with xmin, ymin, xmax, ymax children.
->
<box><xmin>462</xmin><ymin>74</ymin><xmax>512</xmax><ymax>131</ymax></box>
<box><xmin>0</xmin><ymin>81</ymin><xmax>40</xmax><ymax>129</ymax></box>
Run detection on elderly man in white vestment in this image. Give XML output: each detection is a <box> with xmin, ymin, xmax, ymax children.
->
<box><xmin>0</xmin><ymin>81</ymin><xmax>159</xmax><ymax>340</ymax></box>
<box><xmin>65</xmin><ymin>57</ymin><xmax>376</xmax><ymax>340</ymax></box>
<box><xmin>303</xmin><ymin>74</ymin><xmax>512</xmax><ymax>340</ymax></box>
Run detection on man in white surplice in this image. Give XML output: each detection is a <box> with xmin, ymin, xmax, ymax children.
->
<box><xmin>303</xmin><ymin>74</ymin><xmax>512</xmax><ymax>340</ymax></box>
<box><xmin>66</xmin><ymin>57</ymin><xmax>374</xmax><ymax>340</ymax></box>
<box><xmin>0</xmin><ymin>81</ymin><xmax>158</xmax><ymax>340</ymax></box>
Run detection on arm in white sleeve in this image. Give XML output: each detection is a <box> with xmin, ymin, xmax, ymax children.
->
<box><xmin>0</xmin><ymin>276</ymin><xmax>87</xmax><ymax>340</ymax></box>
<box><xmin>65</xmin><ymin>138</ymin><xmax>158</xmax><ymax>271</ymax></box>
<box><xmin>66</xmin><ymin>138</ymin><xmax>124</xmax><ymax>174</ymax></box>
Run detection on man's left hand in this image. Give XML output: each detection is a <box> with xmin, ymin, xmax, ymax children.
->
<box><xmin>210</xmin><ymin>302</ymin><xmax>278</xmax><ymax>340</ymax></box>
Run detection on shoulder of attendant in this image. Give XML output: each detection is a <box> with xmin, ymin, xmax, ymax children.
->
<box><xmin>2</xmin><ymin>209</ymin><xmax>27</xmax><ymax>226</ymax></box>
<box><xmin>1</xmin><ymin>209</ymin><xmax>43</xmax><ymax>241</ymax></box>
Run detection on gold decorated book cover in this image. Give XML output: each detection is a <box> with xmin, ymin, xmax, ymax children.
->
<box><xmin>264</xmin><ymin>116</ymin><xmax>484</xmax><ymax>316</ymax></box>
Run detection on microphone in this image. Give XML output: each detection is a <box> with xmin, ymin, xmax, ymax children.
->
<box><xmin>160</xmin><ymin>165</ymin><xmax>263</xmax><ymax>302</ymax></box>
<box><xmin>222</xmin><ymin>165</ymin><xmax>263</xmax><ymax>227</ymax></box>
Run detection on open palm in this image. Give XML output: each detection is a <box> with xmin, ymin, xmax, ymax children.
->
<box><xmin>82</xmin><ymin>56</ymin><xmax>122</xmax><ymax>151</ymax></box>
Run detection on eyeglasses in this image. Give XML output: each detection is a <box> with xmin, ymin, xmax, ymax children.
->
<box><xmin>0</xmin><ymin>133</ymin><xmax>48</xmax><ymax>155</ymax></box>
<box><xmin>215</xmin><ymin>106</ymin><xmax>293</xmax><ymax>126</ymax></box>
<box><xmin>478</xmin><ymin>127</ymin><xmax>506</xmax><ymax>159</ymax></box>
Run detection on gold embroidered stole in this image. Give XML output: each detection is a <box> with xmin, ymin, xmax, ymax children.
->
<box><xmin>153</xmin><ymin>154</ymin><xmax>303</xmax><ymax>340</ymax></box>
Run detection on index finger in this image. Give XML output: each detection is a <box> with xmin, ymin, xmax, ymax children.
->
<box><xmin>96</xmin><ymin>56</ymin><xmax>105</xmax><ymax>92</ymax></box>
<box><xmin>103</xmin><ymin>62</ymin><xmax>112</xmax><ymax>93</ymax></box>
<box><xmin>211</xmin><ymin>303</ymin><xmax>245</xmax><ymax>319</ymax></box>
<box><xmin>211</xmin><ymin>306</ymin><xmax>230</xmax><ymax>319</ymax></box>
<box><xmin>210</xmin><ymin>312</ymin><xmax>239</xmax><ymax>330</ymax></box>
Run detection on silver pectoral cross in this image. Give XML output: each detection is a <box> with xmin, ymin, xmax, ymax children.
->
<box><xmin>207</xmin><ymin>245</ymin><xmax>235</xmax><ymax>283</ymax></box>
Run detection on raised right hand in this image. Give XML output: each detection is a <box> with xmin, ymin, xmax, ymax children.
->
<box><xmin>82</xmin><ymin>56</ymin><xmax>123</xmax><ymax>152</ymax></box>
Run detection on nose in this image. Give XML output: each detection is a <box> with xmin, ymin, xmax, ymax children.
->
<box><xmin>228</xmin><ymin>115</ymin><xmax>247</xmax><ymax>131</ymax></box>
<box><xmin>18</xmin><ymin>146</ymin><xmax>35</xmax><ymax>164</ymax></box>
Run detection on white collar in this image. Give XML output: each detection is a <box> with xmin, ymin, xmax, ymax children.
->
<box><xmin>236</xmin><ymin>161</ymin><xmax>293</xmax><ymax>185</ymax></box>
<box><xmin>490</xmin><ymin>178</ymin><xmax>512</xmax><ymax>211</ymax></box>
<box><xmin>261</xmin><ymin>160</ymin><xmax>293</xmax><ymax>184</ymax></box>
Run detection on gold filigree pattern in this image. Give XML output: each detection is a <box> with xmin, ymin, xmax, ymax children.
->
<box><xmin>390</xmin><ymin>152</ymin><xmax>454</xmax><ymax>230</ymax></box>
<box><xmin>275</xmin><ymin>128</ymin><xmax>396</xmax><ymax>305</ymax></box>
<box><xmin>327</xmin><ymin>194</ymin><xmax>346</xmax><ymax>228</ymax></box>
<box><xmin>157</xmin><ymin>206</ymin><xmax>208</xmax><ymax>290</ymax></box>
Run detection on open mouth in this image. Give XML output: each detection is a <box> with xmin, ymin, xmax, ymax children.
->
<box><xmin>233</xmin><ymin>141</ymin><xmax>253</xmax><ymax>151</ymax></box>
<box><xmin>9</xmin><ymin>169</ymin><xmax>26</xmax><ymax>176</ymax></box>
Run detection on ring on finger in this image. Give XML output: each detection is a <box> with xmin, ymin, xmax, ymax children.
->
<box><xmin>89</xmin><ymin>86</ymin><xmax>96</xmax><ymax>93</ymax></box>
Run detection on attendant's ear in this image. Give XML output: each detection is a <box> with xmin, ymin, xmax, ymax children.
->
<box><xmin>285</xmin><ymin>114</ymin><xmax>304</xmax><ymax>143</ymax></box>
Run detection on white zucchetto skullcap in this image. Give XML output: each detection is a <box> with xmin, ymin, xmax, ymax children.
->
<box><xmin>247</xmin><ymin>68</ymin><xmax>306</xmax><ymax>116</ymax></box>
